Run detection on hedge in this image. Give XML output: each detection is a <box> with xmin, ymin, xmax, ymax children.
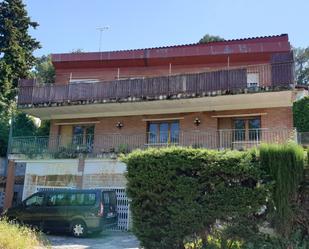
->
<box><xmin>123</xmin><ymin>147</ymin><xmax>267</xmax><ymax>249</ymax></box>
<box><xmin>259</xmin><ymin>143</ymin><xmax>304</xmax><ymax>236</ymax></box>
<box><xmin>293</xmin><ymin>96</ymin><xmax>309</xmax><ymax>132</ymax></box>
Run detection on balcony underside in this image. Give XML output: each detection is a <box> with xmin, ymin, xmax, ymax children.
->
<box><xmin>21</xmin><ymin>90</ymin><xmax>295</xmax><ymax>120</ymax></box>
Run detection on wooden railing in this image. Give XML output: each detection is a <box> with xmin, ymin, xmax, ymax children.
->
<box><xmin>17</xmin><ymin>62</ymin><xmax>294</xmax><ymax>106</ymax></box>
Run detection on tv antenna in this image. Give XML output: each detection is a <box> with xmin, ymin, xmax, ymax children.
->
<box><xmin>96</xmin><ymin>26</ymin><xmax>110</xmax><ymax>52</ymax></box>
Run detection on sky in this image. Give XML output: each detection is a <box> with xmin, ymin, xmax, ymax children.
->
<box><xmin>24</xmin><ymin>0</ymin><xmax>309</xmax><ymax>56</ymax></box>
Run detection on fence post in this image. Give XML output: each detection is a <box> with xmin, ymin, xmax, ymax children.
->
<box><xmin>294</xmin><ymin>129</ymin><xmax>299</xmax><ymax>144</ymax></box>
<box><xmin>219</xmin><ymin>130</ymin><xmax>223</xmax><ymax>150</ymax></box>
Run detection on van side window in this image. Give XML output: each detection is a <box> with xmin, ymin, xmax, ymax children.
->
<box><xmin>46</xmin><ymin>193</ymin><xmax>68</xmax><ymax>206</ymax></box>
<box><xmin>69</xmin><ymin>193</ymin><xmax>96</xmax><ymax>206</ymax></box>
<box><xmin>25</xmin><ymin>193</ymin><xmax>44</xmax><ymax>207</ymax></box>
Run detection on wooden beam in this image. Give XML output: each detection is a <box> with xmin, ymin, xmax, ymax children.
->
<box><xmin>142</xmin><ymin>117</ymin><xmax>184</xmax><ymax>122</ymax></box>
<box><xmin>55</xmin><ymin>121</ymin><xmax>100</xmax><ymax>126</ymax></box>
<box><xmin>211</xmin><ymin>113</ymin><xmax>267</xmax><ymax>118</ymax></box>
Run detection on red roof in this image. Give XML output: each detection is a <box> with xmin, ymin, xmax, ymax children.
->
<box><xmin>51</xmin><ymin>34</ymin><xmax>291</xmax><ymax>68</ymax></box>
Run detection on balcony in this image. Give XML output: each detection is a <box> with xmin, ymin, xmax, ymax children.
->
<box><xmin>18</xmin><ymin>62</ymin><xmax>294</xmax><ymax>108</ymax></box>
<box><xmin>8</xmin><ymin>128</ymin><xmax>296</xmax><ymax>159</ymax></box>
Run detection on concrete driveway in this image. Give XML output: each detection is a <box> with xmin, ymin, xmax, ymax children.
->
<box><xmin>46</xmin><ymin>231</ymin><xmax>140</xmax><ymax>249</ymax></box>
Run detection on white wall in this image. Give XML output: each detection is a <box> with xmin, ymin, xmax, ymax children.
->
<box><xmin>22</xmin><ymin>159</ymin><xmax>127</xmax><ymax>200</ymax></box>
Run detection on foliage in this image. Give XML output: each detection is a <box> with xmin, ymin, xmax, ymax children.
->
<box><xmin>0</xmin><ymin>218</ymin><xmax>49</xmax><ymax>249</ymax></box>
<box><xmin>294</xmin><ymin>47</ymin><xmax>309</xmax><ymax>85</ymax></box>
<box><xmin>199</xmin><ymin>34</ymin><xmax>225</xmax><ymax>44</ymax></box>
<box><xmin>31</xmin><ymin>55</ymin><xmax>55</xmax><ymax>84</ymax></box>
<box><xmin>259</xmin><ymin>143</ymin><xmax>304</xmax><ymax>236</ymax></box>
<box><xmin>242</xmin><ymin>229</ymin><xmax>309</xmax><ymax>249</ymax></box>
<box><xmin>36</xmin><ymin>120</ymin><xmax>50</xmax><ymax>136</ymax></box>
<box><xmin>71</xmin><ymin>48</ymin><xmax>84</xmax><ymax>53</ymax></box>
<box><xmin>0</xmin><ymin>114</ymin><xmax>9</xmax><ymax>156</ymax></box>
<box><xmin>293</xmin><ymin>96</ymin><xmax>309</xmax><ymax>132</ymax></box>
<box><xmin>123</xmin><ymin>147</ymin><xmax>267</xmax><ymax>249</ymax></box>
<box><xmin>0</xmin><ymin>0</ymin><xmax>40</xmax><ymax>103</ymax></box>
<box><xmin>0</xmin><ymin>0</ymin><xmax>41</xmax><ymax>157</ymax></box>
<box><xmin>53</xmin><ymin>146</ymin><xmax>78</xmax><ymax>159</ymax></box>
<box><xmin>117</xmin><ymin>143</ymin><xmax>130</xmax><ymax>154</ymax></box>
<box><xmin>12</xmin><ymin>112</ymin><xmax>38</xmax><ymax>137</ymax></box>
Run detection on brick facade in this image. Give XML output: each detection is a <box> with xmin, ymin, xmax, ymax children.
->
<box><xmin>55</xmin><ymin>61</ymin><xmax>269</xmax><ymax>85</ymax></box>
<box><xmin>50</xmin><ymin>107</ymin><xmax>293</xmax><ymax>138</ymax></box>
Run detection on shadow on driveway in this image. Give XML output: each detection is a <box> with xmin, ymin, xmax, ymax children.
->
<box><xmin>46</xmin><ymin>231</ymin><xmax>140</xmax><ymax>249</ymax></box>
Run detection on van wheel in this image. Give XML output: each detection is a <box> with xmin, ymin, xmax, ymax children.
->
<box><xmin>71</xmin><ymin>220</ymin><xmax>87</xmax><ymax>238</ymax></box>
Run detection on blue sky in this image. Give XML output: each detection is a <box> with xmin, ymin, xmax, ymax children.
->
<box><xmin>24</xmin><ymin>0</ymin><xmax>309</xmax><ymax>56</ymax></box>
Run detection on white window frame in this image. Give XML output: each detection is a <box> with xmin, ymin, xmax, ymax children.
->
<box><xmin>247</xmin><ymin>73</ymin><xmax>259</xmax><ymax>88</ymax></box>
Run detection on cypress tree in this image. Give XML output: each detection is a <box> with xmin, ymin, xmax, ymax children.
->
<box><xmin>0</xmin><ymin>0</ymin><xmax>41</xmax><ymax>103</ymax></box>
<box><xmin>0</xmin><ymin>0</ymin><xmax>40</xmax><ymax>156</ymax></box>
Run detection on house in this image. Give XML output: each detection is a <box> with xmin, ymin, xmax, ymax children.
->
<box><xmin>4</xmin><ymin>34</ymin><xmax>306</xmax><ymax>229</ymax></box>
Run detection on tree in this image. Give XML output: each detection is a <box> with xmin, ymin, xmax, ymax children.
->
<box><xmin>293</xmin><ymin>96</ymin><xmax>309</xmax><ymax>132</ymax></box>
<box><xmin>294</xmin><ymin>47</ymin><xmax>309</xmax><ymax>85</ymax></box>
<box><xmin>12</xmin><ymin>112</ymin><xmax>38</xmax><ymax>137</ymax></box>
<box><xmin>36</xmin><ymin>120</ymin><xmax>50</xmax><ymax>136</ymax></box>
<box><xmin>199</xmin><ymin>34</ymin><xmax>225</xmax><ymax>44</ymax></box>
<box><xmin>0</xmin><ymin>116</ymin><xmax>9</xmax><ymax>156</ymax></box>
<box><xmin>32</xmin><ymin>55</ymin><xmax>55</xmax><ymax>84</ymax></box>
<box><xmin>71</xmin><ymin>48</ymin><xmax>84</xmax><ymax>53</ymax></box>
<box><xmin>0</xmin><ymin>0</ymin><xmax>40</xmax><ymax>156</ymax></box>
<box><xmin>0</xmin><ymin>0</ymin><xmax>41</xmax><ymax>103</ymax></box>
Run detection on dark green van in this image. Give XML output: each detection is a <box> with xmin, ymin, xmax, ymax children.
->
<box><xmin>5</xmin><ymin>189</ymin><xmax>118</xmax><ymax>237</ymax></box>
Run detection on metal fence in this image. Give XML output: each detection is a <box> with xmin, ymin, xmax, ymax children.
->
<box><xmin>9</xmin><ymin>128</ymin><xmax>296</xmax><ymax>159</ymax></box>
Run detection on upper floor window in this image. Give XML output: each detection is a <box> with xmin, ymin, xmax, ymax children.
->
<box><xmin>247</xmin><ymin>73</ymin><xmax>259</xmax><ymax>88</ymax></box>
<box><xmin>147</xmin><ymin>121</ymin><xmax>179</xmax><ymax>145</ymax></box>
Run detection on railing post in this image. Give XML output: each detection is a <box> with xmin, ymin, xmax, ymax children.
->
<box><xmin>294</xmin><ymin>128</ymin><xmax>298</xmax><ymax>144</ymax></box>
<box><xmin>219</xmin><ymin>130</ymin><xmax>223</xmax><ymax>150</ymax></box>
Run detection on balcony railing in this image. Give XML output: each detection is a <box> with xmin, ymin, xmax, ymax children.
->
<box><xmin>8</xmin><ymin>128</ymin><xmax>296</xmax><ymax>159</ymax></box>
<box><xmin>18</xmin><ymin>62</ymin><xmax>294</xmax><ymax>106</ymax></box>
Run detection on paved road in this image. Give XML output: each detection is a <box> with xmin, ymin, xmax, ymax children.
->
<box><xmin>46</xmin><ymin>231</ymin><xmax>140</xmax><ymax>249</ymax></box>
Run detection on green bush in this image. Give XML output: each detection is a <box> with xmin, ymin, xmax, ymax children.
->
<box><xmin>0</xmin><ymin>218</ymin><xmax>49</xmax><ymax>249</ymax></box>
<box><xmin>123</xmin><ymin>147</ymin><xmax>267</xmax><ymax>249</ymax></box>
<box><xmin>259</xmin><ymin>143</ymin><xmax>304</xmax><ymax>236</ymax></box>
<box><xmin>293</xmin><ymin>96</ymin><xmax>309</xmax><ymax>132</ymax></box>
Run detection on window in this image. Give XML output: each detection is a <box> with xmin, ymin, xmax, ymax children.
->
<box><xmin>72</xmin><ymin>125</ymin><xmax>94</xmax><ymax>151</ymax></box>
<box><xmin>68</xmin><ymin>193</ymin><xmax>96</xmax><ymax>206</ymax></box>
<box><xmin>46</xmin><ymin>193</ymin><xmax>68</xmax><ymax>206</ymax></box>
<box><xmin>233</xmin><ymin>119</ymin><xmax>246</xmax><ymax>141</ymax></box>
<box><xmin>25</xmin><ymin>193</ymin><xmax>44</xmax><ymax>207</ymax></box>
<box><xmin>233</xmin><ymin>117</ymin><xmax>261</xmax><ymax>141</ymax></box>
<box><xmin>247</xmin><ymin>73</ymin><xmax>259</xmax><ymax>88</ymax></box>
<box><xmin>147</xmin><ymin>121</ymin><xmax>179</xmax><ymax>144</ymax></box>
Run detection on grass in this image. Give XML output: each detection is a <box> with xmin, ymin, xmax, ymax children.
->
<box><xmin>0</xmin><ymin>218</ymin><xmax>49</xmax><ymax>249</ymax></box>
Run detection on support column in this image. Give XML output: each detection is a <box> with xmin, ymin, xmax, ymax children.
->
<box><xmin>76</xmin><ymin>155</ymin><xmax>85</xmax><ymax>189</ymax></box>
<box><xmin>3</xmin><ymin>160</ymin><xmax>15</xmax><ymax>210</ymax></box>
